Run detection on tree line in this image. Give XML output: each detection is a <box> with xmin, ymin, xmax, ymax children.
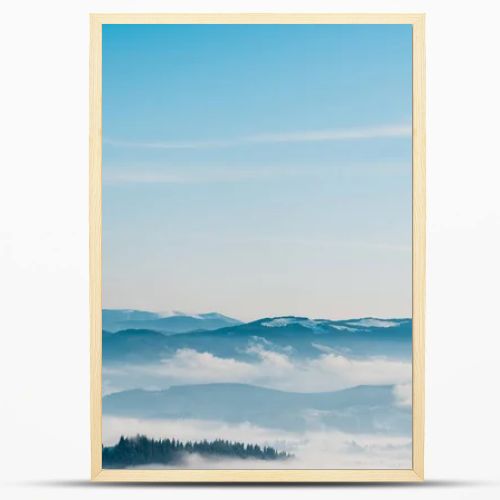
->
<box><xmin>102</xmin><ymin>434</ymin><xmax>290</xmax><ymax>468</ymax></box>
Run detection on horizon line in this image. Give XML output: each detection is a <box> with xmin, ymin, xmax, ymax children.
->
<box><xmin>102</xmin><ymin>307</ymin><xmax>412</xmax><ymax>323</ymax></box>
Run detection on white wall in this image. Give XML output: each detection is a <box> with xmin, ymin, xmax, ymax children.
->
<box><xmin>1</xmin><ymin>1</ymin><xmax>499</xmax><ymax>499</ymax></box>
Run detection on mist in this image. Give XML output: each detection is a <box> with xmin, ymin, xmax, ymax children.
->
<box><xmin>103</xmin><ymin>416</ymin><xmax>411</xmax><ymax>469</ymax></box>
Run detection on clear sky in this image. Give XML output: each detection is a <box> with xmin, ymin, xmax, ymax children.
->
<box><xmin>102</xmin><ymin>24</ymin><xmax>412</xmax><ymax>321</ymax></box>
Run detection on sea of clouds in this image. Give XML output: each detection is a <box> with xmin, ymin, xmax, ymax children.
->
<box><xmin>103</xmin><ymin>345</ymin><xmax>411</xmax><ymax>395</ymax></box>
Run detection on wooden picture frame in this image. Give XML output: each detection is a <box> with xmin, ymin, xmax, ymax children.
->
<box><xmin>90</xmin><ymin>13</ymin><xmax>425</xmax><ymax>482</ymax></box>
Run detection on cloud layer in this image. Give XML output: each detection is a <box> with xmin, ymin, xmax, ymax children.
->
<box><xmin>153</xmin><ymin>346</ymin><xmax>411</xmax><ymax>392</ymax></box>
<box><xmin>104</xmin><ymin>346</ymin><xmax>411</xmax><ymax>394</ymax></box>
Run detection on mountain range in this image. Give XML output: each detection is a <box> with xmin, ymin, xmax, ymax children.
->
<box><xmin>102</xmin><ymin>311</ymin><xmax>412</xmax><ymax>363</ymax></box>
<box><xmin>103</xmin><ymin>309</ymin><xmax>242</xmax><ymax>334</ymax></box>
<box><xmin>102</xmin><ymin>310</ymin><xmax>412</xmax><ymax>445</ymax></box>
<box><xmin>103</xmin><ymin>382</ymin><xmax>410</xmax><ymax>434</ymax></box>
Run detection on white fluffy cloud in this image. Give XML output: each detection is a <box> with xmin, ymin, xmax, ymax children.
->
<box><xmin>156</xmin><ymin>349</ymin><xmax>257</xmax><ymax>381</ymax></box>
<box><xmin>393</xmin><ymin>383</ymin><xmax>412</xmax><ymax>407</ymax></box>
<box><xmin>128</xmin><ymin>346</ymin><xmax>412</xmax><ymax>394</ymax></box>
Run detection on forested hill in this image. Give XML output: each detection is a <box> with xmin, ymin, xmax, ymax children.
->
<box><xmin>102</xmin><ymin>435</ymin><xmax>290</xmax><ymax>468</ymax></box>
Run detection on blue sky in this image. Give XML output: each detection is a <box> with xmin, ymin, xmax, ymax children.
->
<box><xmin>102</xmin><ymin>24</ymin><xmax>412</xmax><ymax>321</ymax></box>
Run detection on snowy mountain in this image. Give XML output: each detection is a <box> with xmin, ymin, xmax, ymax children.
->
<box><xmin>102</xmin><ymin>314</ymin><xmax>412</xmax><ymax>363</ymax></box>
<box><xmin>102</xmin><ymin>309</ymin><xmax>242</xmax><ymax>334</ymax></box>
<box><xmin>257</xmin><ymin>316</ymin><xmax>409</xmax><ymax>333</ymax></box>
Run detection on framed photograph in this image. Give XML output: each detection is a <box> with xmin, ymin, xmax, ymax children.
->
<box><xmin>90</xmin><ymin>13</ymin><xmax>425</xmax><ymax>482</ymax></box>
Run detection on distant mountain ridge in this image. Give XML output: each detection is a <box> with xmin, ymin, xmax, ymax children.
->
<box><xmin>103</xmin><ymin>382</ymin><xmax>410</xmax><ymax>434</ymax></box>
<box><xmin>103</xmin><ymin>314</ymin><xmax>412</xmax><ymax>363</ymax></box>
<box><xmin>243</xmin><ymin>316</ymin><xmax>410</xmax><ymax>333</ymax></box>
<box><xmin>102</xmin><ymin>309</ymin><xmax>242</xmax><ymax>334</ymax></box>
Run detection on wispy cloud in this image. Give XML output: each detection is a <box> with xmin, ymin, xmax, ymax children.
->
<box><xmin>103</xmin><ymin>161</ymin><xmax>410</xmax><ymax>186</ymax></box>
<box><xmin>244</xmin><ymin>125</ymin><xmax>412</xmax><ymax>144</ymax></box>
<box><xmin>103</xmin><ymin>166</ymin><xmax>291</xmax><ymax>185</ymax></box>
<box><xmin>104</xmin><ymin>138</ymin><xmax>231</xmax><ymax>150</ymax></box>
<box><xmin>104</xmin><ymin>124</ymin><xmax>411</xmax><ymax>150</ymax></box>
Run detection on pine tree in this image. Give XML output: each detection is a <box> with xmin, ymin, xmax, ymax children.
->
<box><xmin>102</xmin><ymin>434</ymin><xmax>291</xmax><ymax>468</ymax></box>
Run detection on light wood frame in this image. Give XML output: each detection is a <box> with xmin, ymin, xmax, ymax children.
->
<box><xmin>90</xmin><ymin>13</ymin><xmax>425</xmax><ymax>483</ymax></box>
